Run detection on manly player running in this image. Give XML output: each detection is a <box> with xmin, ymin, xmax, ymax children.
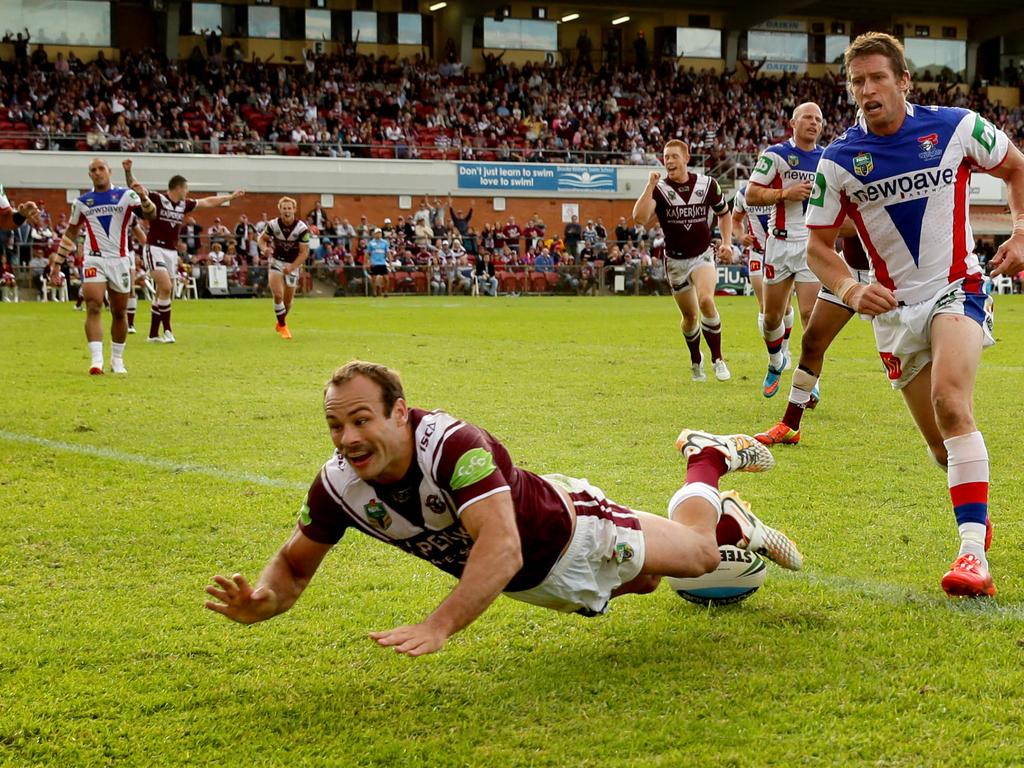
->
<box><xmin>258</xmin><ymin>197</ymin><xmax>310</xmax><ymax>340</ymax></box>
<box><xmin>123</xmin><ymin>161</ymin><xmax>244</xmax><ymax>343</ymax></box>
<box><xmin>49</xmin><ymin>158</ymin><xmax>157</xmax><ymax>375</ymax></box>
<box><xmin>746</xmin><ymin>103</ymin><xmax>825</xmax><ymax>398</ymax></box>
<box><xmin>206</xmin><ymin>361</ymin><xmax>802</xmax><ymax>656</ymax></box>
<box><xmin>807</xmin><ymin>32</ymin><xmax>1024</xmax><ymax>597</ymax></box>
<box><xmin>633</xmin><ymin>140</ymin><xmax>735</xmax><ymax>382</ymax></box>
<box><xmin>755</xmin><ymin>235</ymin><xmax>870</xmax><ymax>445</ymax></box>
<box><xmin>0</xmin><ymin>184</ymin><xmax>41</xmax><ymax>230</ymax></box>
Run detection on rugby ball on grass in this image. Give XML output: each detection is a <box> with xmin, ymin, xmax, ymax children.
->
<box><xmin>666</xmin><ymin>545</ymin><xmax>767</xmax><ymax>606</ymax></box>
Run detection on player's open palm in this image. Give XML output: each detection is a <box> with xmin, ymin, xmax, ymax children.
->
<box><xmin>369</xmin><ymin>622</ymin><xmax>449</xmax><ymax>657</ymax></box>
<box><xmin>205</xmin><ymin>573</ymin><xmax>278</xmax><ymax>624</ymax></box>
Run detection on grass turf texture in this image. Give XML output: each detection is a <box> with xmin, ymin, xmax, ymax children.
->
<box><xmin>2</xmin><ymin>296</ymin><xmax>1023</xmax><ymax>767</ymax></box>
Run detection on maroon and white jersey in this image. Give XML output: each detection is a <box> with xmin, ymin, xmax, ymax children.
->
<box><xmin>148</xmin><ymin>192</ymin><xmax>198</xmax><ymax>249</ymax></box>
<box><xmin>265</xmin><ymin>217</ymin><xmax>311</xmax><ymax>263</ymax></box>
<box><xmin>653</xmin><ymin>173</ymin><xmax>729</xmax><ymax>259</ymax></box>
<box><xmin>299</xmin><ymin>408</ymin><xmax>572</xmax><ymax>592</ymax></box>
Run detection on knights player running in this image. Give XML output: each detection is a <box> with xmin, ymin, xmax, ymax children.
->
<box><xmin>633</xmin><ymin>140</ymin><xmax>735</xmax><ymax>382</ymax></box>
<box><xmin>731</xmin><ymin>183</ymin><xmax>773</xmax><ymax>334</ymax></box>
<box><xmin>746</xmin><ymin>103</ymin><xmax>825</xmax><ymax>399</ymax></box>
<box><xmin>123</xmin><ymin>160</ymin><xmax>244</xmax><ymax>343</ymax></box>
<box><xmin>807</xmin><ymin>32</ymin><xmax>1024</xmax><ymax>597</ymax></box>
<box><xmin>49</xmin><ymin>158</ymin><xmax>157</xmax><ymax>375</ymax></box>
<box><xmin>206</xmin><ymin>361</ymin><xmax>801</xmax><ymax>656</ymax></box>
<box><xmin>0</xmin><ymin>184</ymin><xmax>41</xmax><ymax>230</ymax></box>
<box><xmin>258</xmin><ymin>197</ymin><xmax>310</xmax><ymax>340</ymax></box>
<box><xmin>755</xmin><ymin>234</ymin><xmax>869</xmax><ymax>446</ymax></box>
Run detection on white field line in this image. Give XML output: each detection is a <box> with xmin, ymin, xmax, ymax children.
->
<box><xmin>3</xmin><ymin>428</ymin><xmax>1022</xmax><ymax>620</ymax></box>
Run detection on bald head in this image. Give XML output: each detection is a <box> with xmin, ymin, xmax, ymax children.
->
<box><xmin>792</xmin><ymin>102</ymin><xmax>822</xmax><ymax>120</ymax></box>
<box><xmin>789</xmin><ymin>102</ymin><xmax>823</xmax><ymax>149</ymax></box>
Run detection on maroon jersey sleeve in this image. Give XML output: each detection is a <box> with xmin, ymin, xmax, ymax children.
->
<box><xmin>298</xmin><ymin>470</ymin><xmax>350</xmax><ymax>545</ymax></box>
<box><xmin>432</xmin><ymin>425</ymin><xmax>513</xmax><ymax>515</ymax></box>
<box><xmin>185</xmin><ymin>198</ymin><xmax>199</xmax><ymax>214</ymax></box>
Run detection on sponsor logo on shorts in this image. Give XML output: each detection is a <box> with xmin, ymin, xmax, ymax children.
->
<box><xmin>364</xmin><ymin>499</ymin><xmax>392</xmax><ymax>530</ymax></box>
<box><xmin>450</xmin><ymin>448</ymin><xmax>497</xmax><ymax>490</ymax></box>
<box><xmin>880</xmin><ymin>352</ymin><xmax>902</xmax><ymax>381</ymax></box>
<box><xmin>764</xmin><ymin>264</ymin><xmax>775</xmax><ymax>280</ymax></box>
<box><xmin>853</xmin><ymin>152</ymin><xmax>874</xmax><ymax>177</ymax></box>
<box><xmin>614</xmin><ymin>542</ymin><xmax>634</xmax><ymax>564</ymax></box>
<box><xmin>84</xmin><ymin>267</ymin><xmax>98</xmax><ymax>278</ymax></box>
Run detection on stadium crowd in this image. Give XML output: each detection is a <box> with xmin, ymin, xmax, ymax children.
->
<box><xmin>2</xmin><ymin>42</ymin><xmax>1023</xmax><ymax>164</ymax></box>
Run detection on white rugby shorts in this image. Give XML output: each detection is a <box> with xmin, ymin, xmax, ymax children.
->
<box><xmin>504</xmin><ymin>474</ymin><xmax>645</xmax><ymax>616</ymax></box>
<box><xmin>82</xmin><ymin>255</ymin><xmax>133</xmax><ymax>294</ymax></box>
<box><xmin>764</xmin><ymin>237</ymin><xmax>818</xmax><ymax>285</ymax></box>
<box><xmin>872</xmin><ymin>278</ymin><xmax>994</xmax><ymax>390</ymax></box>
<box><xmin>666</xmin><ymin>247</ymin><xmax>716</xmax><ymax>294</ymax></box>
<box><xmin>747</xmin><ymin>249</ymin><xmax>764</xmax><ymax>279</ymax></box>
<box><xmin>271</xmin><ymin>258</ymin><xmax>300</xmax><ymax>288</ymax></box>
<box><xmin>146</xmin><ymin>245</ymin><xmax>178</xmax><ymax>274</ymax></box>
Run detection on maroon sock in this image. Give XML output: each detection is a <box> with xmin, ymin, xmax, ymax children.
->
<box><xmin>684</xmin><ymin>448</ymin><xmax>727</xmax><ymax>488</ymax></box>
<box><xmin>684</xmin><ymin>328</ymin><xmax>702</xmax><ymax>364</ymax></box>
<box><xmin>127</xmin><ymin>310</ymin><xmax>135</xmax><ymax>327</ymax></box>
<box><xmin>701</xmin><ymin>319</ymin><xmax>723</xmax><ymax>362</ymax></box>
<box><xmin>716</xmin><ymin>515</ymin><xmax>743</xmax><ymax>546</ymax></box>
<box><xmin>149</xmin><ymin>306</ymin><xmax>162</xmax><ymax>338</ymax></box>
<box><xmin>782</xmin><ymin>401</ymin><xmax>805</xmax><ymax>431</ymax></box>
<box><xmin>162</xmin><ymin>304</ymin><xmax>172</xmax><ymax>332</ymax></box>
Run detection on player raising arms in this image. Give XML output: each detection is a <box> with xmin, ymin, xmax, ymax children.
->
<box><xmin>633</xmin><ymin>140</ymin><xmax>735</xmax><ymax>382</ymax></box>
<box><xmin>123</xmin><ymin>160</ymin><xmax>244</xmax><ymax>343</ymax></box>
<box><xmin>755</xmin><ymin>234</ymin><xmax>869</xmax><ymax>445</ymax></box>
<box><xmin>746</xmin><ymin>103</ymin><xmax>825</xmax><ymax>398</ymax></box>
<box><xmin>258</xmin><ymin>197</ymin><xmax>310</xmax><ymax>340</ymax></box>
<box><xmin>49</xmin><ymin>158</ymin><xmax>157</xmax><ymax>375</ymax></box>
<box><xmin>807</xmin><ymin>32</ymin><xmax>1024</xmax><ymax>597</ymax></box>
<box><xmin>206</xmin><ymin>361</ymin><xmax>801</xmax><ymax>656</ymax></box>
<box><xmin>0</xmin><ymin>184</ymin><xmax>41</xmax><ymax>230</ymax></box>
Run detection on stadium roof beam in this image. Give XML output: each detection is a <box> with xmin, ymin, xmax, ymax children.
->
<box><xmin>969</xmin><ymin>10</ymin><xmax>1024</xmax><ymax>44</ymax></box>
<box><xmin>722</xmin><ymin>0</ymin><xmax>819</xmax><ymax>36</ymax></box>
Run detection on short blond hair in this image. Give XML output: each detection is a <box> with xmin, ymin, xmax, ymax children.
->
<box><xmin>278</xmin><ymin>196</ymin><xmax>297</xmax><ymax>208</ymax></box>
<box><xmin>663</xmin><ymin>139</ymin><xmax>689</xmax><ymax>154</ymax></box>
<box><xmin>844</xmin><ymin>32</ymin><xmax>908</xmax><ymax>79</ymax></box>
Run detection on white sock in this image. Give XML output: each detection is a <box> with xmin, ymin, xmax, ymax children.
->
<box><xmin>765</xmin><ymin>323</ymin><xmax>785</xmax><ymax>370</ymax></box>
<box><xmin>111</xmin><ymin>341</ymin><xmax>126</xmax><ymax>362</ymax></box>
<box><xmin>127</xmin><ymin>297</ymin><xmax>137</xmax><ymax>312</ymax></box>
<box><xmin>958</xmin><ymin>523</ymin><xmax>987</xmax><ymax>560</ymax></box>
<box><xmin>668</xmin><ymin>483</ymin><xmax>721</xmax><ymax>522</ymax></box>
<box><xmin>88</xmin><ymin>340</ymin><xmax>103</xmax><ymax>368</ymax></box>
<box><xmin>756</xmin><ymin>312</ymin><xmax>764</xmax><ymax>337</ymax></box>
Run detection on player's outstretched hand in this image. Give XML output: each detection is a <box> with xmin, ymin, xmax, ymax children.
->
<box><xmin>17</xmin><ymin>201</ymin><xmax>41</xmax><ymax>226</ymax></box>
<box><xmin>989</xmin><ymin>233</ymin><xmax>1024</xmax><ymax>277</ymax></box>
<box><xmin>231</xmin><ymin>189</ymin><xmax>246</xmax><ymax>200</ymax></box>
<box><xmin>131</xmin><ymin>181</ymin><xmax>149</xmax><ymax>198</ymax></box>
<box><xmin>850</xmin><ymin>282</ymin><xmax>898</xmax><ymax>317</ymax></box>
<box><xmin>122</xmin><ymin>158</ymin><xmax>133</xmax><ymax>172</ymax></box>
<box><xmin>369</xmin><ymin>622</ymin><xmax>449</xmax><ymax>657</ymax></box>
<box><xmin>205</xmin><ymin>572</ymin><xmax>278</xmax><ymax>624</ymax></box>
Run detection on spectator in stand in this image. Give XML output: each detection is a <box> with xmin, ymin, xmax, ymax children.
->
<box><xmin>474</xmin><ymin>251</ymin><xmax>498</xmax><ymax>296</ymax></box>
<box><xmin>208</xmin><ymin>217</ymin><xmax>231</xmax><ymax>250</ymax></box>
<box><xmin>1</xmin><ymin>257</ymin><xmax>18</xmax><ymax>302</ymax></box>
<box><xmin>503</xmin><ymin>216</ymin><xmax>521</xmax><ymax>255</ymax></box>
<box><xmin>28</xmin><ymin>246</ymin><xmax>49</xmax><ymax>296</ymax></box>
<box><xmin>534</xmin><ymin>248</ymin><xmax>554</xmax><ymax>273</ymax></box>
<box><xmin>563</xmin><ymin>215</ymin><xmax>582</xmax><ymax>260</ymax></box>
<box><xmin>307</xmin><ymin>201</ymin><xmax>329</xmax><ymax>231</ymax></box>
<box><xmin>235</xmin><ymin>214</ymin><xmax>258</xmax><ymax>262</ymax></box>
<box><xmin>183</xmin><ymin>216</ymin><xmax>202</xmax><ymax>256</ymax></box>
<box><xmin>428</xmin><ymin>256</ymin><xmax>447</xmax><ymax>295</ymax></box>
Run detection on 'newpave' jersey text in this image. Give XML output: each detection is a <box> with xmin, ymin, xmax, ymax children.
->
<box><xmin>733</xmin><ymin>184</ymin><xmax>773</xmax><ymax>252</ymax></box>
<box><xmin>748</xmin><ymin>138</ymin><xmax>824</xmax><ymax>241</ymax></box>
<box><xmin>653</xmin><ymin>172</ymin><xmax>729</xmax><ymax>259</ymax></box>
<box><xmin>806</xmin><ymin>104</ymin><xmax>1009</xmax><ymax>304</ymax></box>
<box><xmin>299</xmin><ymin>408</ymin><xmax>572</xmax><ymax>592</ymax></box>
<box><xmin>70</xmin><ymin>186</ymin><xmax>144</xmax><ymax>258</ymax></box>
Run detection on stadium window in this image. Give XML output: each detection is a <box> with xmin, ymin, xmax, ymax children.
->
<box><xmin>747</xmin><ymin>30</ymin><xmax>808</xmax><ymax>62</ymax></box>
<box><xmin>825</xmin><ymin>34</ymin><xmax>848</xmax><ymax>64</ymax></box>
<box><xmin>281</xmin><ymin>7</ymin><xmax>305</xmax><ymax>40</ymax></box>
<box><xmin>397</xmin><ymin>13</ymin><xmax>422</xmax><ymax>44</ymax></box>
<box><xmin>532</xmin><ymin>7</ymin><xmax>546</xmax><ymax>19</ymax></box>
<box><xmin>915</xmin><ymin>25</ymin><xmax>930</xmax><ymax>38</ymax></box>
<box><xmin>306</xmin><ymin>8</ymin><xmax>331</xmax><ymax>40</ymax></box>
<box><xmin>675</xmin><ymin>27</ymin><xmax>722</xmax><ymax>58</ymax></box>
<box><xmin>903</xmin><ymin>38</ymin><xmax>966</xmax><ymax>80</ymax></box>
<box><xmin>942</xmin><ymin>26</ymin><xmax>957</xmax><ymax>39</ymax></box>
<box><xmin>248</xmin><ymin>5</ymin><xmax>281</xmax><ymax>38</ymax></box>
<box><xmin>351</xmin><ymin>10</ymin><xmax>378</xmax><ymax>43</ymax></box>
<box><xmin>482</xmin><ymin>18</ymin><xmax>556</xmax><ymax>50</ymax></box>
<box><xmin>190</xmin><ymin>2</ymin><xmax>221</xmax><ymax>34</ymax></box>
<box><xmin>8</xmin><ymin>0</ymin><xmax>113</xmax><ymax>46</ymax></box>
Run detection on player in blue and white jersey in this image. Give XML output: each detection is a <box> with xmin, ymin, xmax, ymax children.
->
<box><xmin>747</xmin><ymin>104</ymin><xmax>825</xmax><ymax>399</ymax></box>
<box><xmin>49</xmin><ymin>158</ymin><xmax>157</xmax><ymax>374</ymax></box>
<box><xmin>731</xmin><ymin>184</ymin><xmax>772</xmax><ymax>327</ymax></box>
<box><xmin>806</xmin><ymin>32</ymin><xmax>1024</xmax><ymax>598</ymax></box>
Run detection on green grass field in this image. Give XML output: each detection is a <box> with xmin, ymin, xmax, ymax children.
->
<box><xmin>2</xmin><ymin>295</ymin><xmax>1023</xmax><ymax>767</ymax></box>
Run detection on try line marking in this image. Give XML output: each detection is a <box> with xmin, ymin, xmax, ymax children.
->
<box><xmin>0</xmin><ymin>429</ymin><xmax>306</xmax><ymax>492</ymax></box>
<box><xmin>3</xmin><ymin>429</ymin><xmax>1020</xmax><ymax>620</ymax></box>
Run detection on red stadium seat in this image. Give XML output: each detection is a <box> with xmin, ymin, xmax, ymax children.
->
<box><xmin>529</xmin><ymin>272</ymin><xmax>549</xmax><ymax>293</ymax></box>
